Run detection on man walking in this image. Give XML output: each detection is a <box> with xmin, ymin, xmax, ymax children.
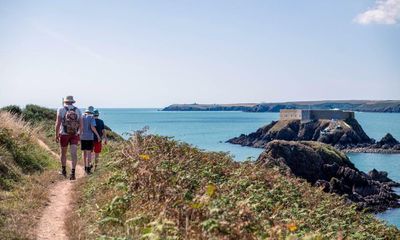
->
<box><xmin>92</xmin><ymin>109</ymin><xmax>107</xmax><ymax>171</ymax></box>
<box><xmin>55</xmin><ymin>95</ymin><xmax>82</xmax><ymax>180</ymax></box>
<box><xmin>80</xmin><ymin>106</ymin><xmax>101</xmax><ymax>174</ymax></box>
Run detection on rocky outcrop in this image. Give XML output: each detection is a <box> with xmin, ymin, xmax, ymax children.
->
<box><xmin>257</xmin><ymin>140</ymin><xmax>400</xmax><ymax>212</ymax></box>
<box><xmin>377</xmin><ymin>133</ymin><xmax>399</xmax><ymax>147</ymax></box>
<box><xmin>228</xmin><ymin>119</ymin><xmax>400</xmax><ymax>153</ymax></box>
<box><xmin>228</xmin><ymin>119</ymin><xmax>371</xmax><ymax>147</ymax></box>
<box><xmin>342</xmin><ymin>133</ymin><xmax>400</xmax><ymax>153</ymax></box>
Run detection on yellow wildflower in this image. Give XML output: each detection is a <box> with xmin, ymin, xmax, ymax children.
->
<box><xmin>287</xmin><ymin>223</ymin><xmax>298</xmax><ymax>232</ymax></box>
<box><xmin>139</xmin><ymin>154</ymin><xmax>150</xmax><ymax>161</ymax></box>
<box><xmin>205</xmin><ymin>184</ymin><xmax>216</xmax><ymax>197</ymax></box>
<box><xmin>190</xmin><ymin>202</ymin><xmax>203</xmax><ymax>209</ymax></box>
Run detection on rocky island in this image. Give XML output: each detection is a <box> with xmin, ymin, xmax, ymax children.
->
<box><xmin>228</xmin><ymin>109</ymin><xmax>400</xmax><ymax>153</ymax></box>
<box><xmin>256</xmin><ymin>140</ymin><xmax>400</xmax><ymax>212</ymax></box>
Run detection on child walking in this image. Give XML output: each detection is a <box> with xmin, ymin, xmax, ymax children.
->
<box><xmin>92</xmin><ymin>109</ymin><xmax>107</xmax><ymax>171</ymax></box>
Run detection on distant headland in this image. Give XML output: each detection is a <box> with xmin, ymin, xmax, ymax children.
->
<box><xmin>163</xmin><ymin>100</ymin><xmax>400</xmax><ymax>113</ymax></box>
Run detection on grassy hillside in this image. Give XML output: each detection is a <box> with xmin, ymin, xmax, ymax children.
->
<box><xmin>0</xmin><ymin>112</ymin><xmax>59</xmax><ymax>239</ymax></box>
<box><xmin>1</xmin><ymin>104</ymin><xmax>124</xmax><ymax>150</ymax></box>
<box><xmin>67</xmin><ymin>133</ymin><xmax>400</xmax><ymax>239</ymax></box>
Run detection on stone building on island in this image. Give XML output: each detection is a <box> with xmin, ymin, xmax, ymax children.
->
<box><xmin>280</xmin><ymin>109</ymin><xmax>355</xmax><ymax>122</ymax></box>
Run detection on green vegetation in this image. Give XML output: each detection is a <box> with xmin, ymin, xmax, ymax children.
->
<box><xmin>0</xmin><ymin>112</ymin><xmax>58</xmax><ymax>239</ymax></box>
<box><xmin>300</xmin><ymin>141</ymin><xmax>350</xmax><ymax>165</ymax></box>
<box><xmin>68</xmin><ymin>132</ymin><xmax>400</xmax><ymax>239</ymax></box>
<box><xmin>1</xmin><ymin>104</ymin><xmax>58</xmax><ymax>150</ymax></box>
<box><xmin>22</xmin><ymin>104</ymin><xmax>57</xmax><ymax>124</ymax></box>
<box><xmin>0</xmin><ymin>105</ymin><xmax>22</xmax><ymax>116</ymax></box>
<box><xmin>105</xmin><ymin>125</ymin><xmax>125</xmax><ymax>142</ymax></box>
<box><xmin>0</xmin><ymin>104</ymin><xmax>56</xmax><ymax>124</ymax></box>
<box><xmin>164</xmin><ymin>100</ymin><xmax>400</xmax><ymax>113</ymax></box>
<box><xmin>1</xmin><ymin>104</ymin><xmax>124</xmax><ymax>150</ymax></box>
<box><xmin>1</xmin><ymin>104</ymin><xmax>398</xmax><ymax>239</ymax></box>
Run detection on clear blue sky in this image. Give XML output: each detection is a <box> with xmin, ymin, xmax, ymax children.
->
<box><xmin>0</xmin><ymin>0</ymin><xmax>399</xmax><ymax>108</ymax></box>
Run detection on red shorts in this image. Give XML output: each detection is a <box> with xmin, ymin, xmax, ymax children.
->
<box><xmin>60</xmin><ymin>134</ymin><xmax>80</xmax><ymax>147</ymax></box>
<box><xmin>93</xmin><ymin>141</ymin><xmax>102</xmax><ymax>153</ymax></box>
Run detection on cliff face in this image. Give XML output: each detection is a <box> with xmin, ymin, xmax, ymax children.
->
<box><xmin>228</xmin><ymin>118</ymin><xmax>372</xmax><ymax>149</ymax></box>
<box><xmin>257</xmin><ymin>140</ymin><xmax>400</xmax><ymax>212</ymax></box>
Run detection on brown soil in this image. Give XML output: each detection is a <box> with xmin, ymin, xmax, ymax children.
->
<box><xmin>36</xmin><ymin>139</ymin><xmax>85</xmax><ymax>240</ymax></box>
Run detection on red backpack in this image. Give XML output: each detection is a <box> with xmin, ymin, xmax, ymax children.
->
<box><xmin>63</xmin><ymin>107</ymin><xmax>80</xmax><ymax>135</ymax></box>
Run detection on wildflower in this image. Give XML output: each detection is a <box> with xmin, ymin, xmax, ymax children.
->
<box><xmin>139</xmin><ymin>154</ymin><xmax>150</xmax><ymax>161</ymax></box>
<box><xmin>190</xmin><ymin>202</ymin><xmax>203</xmax><ymax>209</ymax></box>
<box><xmin>287</xmin><ymin>223</ymin><xmax>298</xmax><ymax>232</ymax></box>
<box><xmin>205</xmin><ymin>184</ymin><xmax>216</xmax><ymax>197</ymax></box>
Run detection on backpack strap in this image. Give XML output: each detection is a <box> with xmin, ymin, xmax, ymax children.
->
<box><xmin>62</xmin><ymin>107</ymin><xmax>68</xmax><ymax>124</ymax></box>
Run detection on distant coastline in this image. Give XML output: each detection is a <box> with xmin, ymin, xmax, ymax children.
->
<box><xmin>163</xmin><ymin>100</ymin><xmax>400</xmax><ymax>113</ymax></box>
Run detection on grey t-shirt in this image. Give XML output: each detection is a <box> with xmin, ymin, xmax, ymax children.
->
<box><xmin>81</xmin><ymin>114</ymin><xmax>96</xmax><ymax>141</ymax></box>
<box><xmin>57</xmin><ymin>105</ymin><xmax>82</xmax><ymax>135</ymax></box>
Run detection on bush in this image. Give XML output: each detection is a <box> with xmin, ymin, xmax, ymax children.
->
<box><xmin>22</xmin><ymin>104</ymin><xmax>56</xmax><ymax>124</ymax></box>
<box><xmin>0</xmin><ymin>105</ymin><xmax>22</xmax><ymax>116</ymax></box>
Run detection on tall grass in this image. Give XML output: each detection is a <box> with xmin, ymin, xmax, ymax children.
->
<box><xmin>0</xmin><ymin>112</ymin><xmax>59</xmax><ymax>239</ymax></box>
<box><xmin>0</xmin><ymin>112</ymin><xmax>53</xmax><ymax>174</ymax></box>
<box><xmin>68</xmin><ymin>132</ymin><xmax>400</xmax><ymax>239</ymax></box>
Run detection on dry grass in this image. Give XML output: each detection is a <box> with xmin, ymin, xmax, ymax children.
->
<box><xmin>68</xmin><ymin>133</ymin><xmax>400</xmax><ymax>239</ymax></box>
<box><xmin>0</xmin><ymin>112</ymin><xmax>59</xmax><ymax>239</ymax></box>
<box><xmin>0</xmin><ymin>112</ymin><xmax>39</xmax><ymax>138</ymax></box>
<box><xmin>269</xmin><ymin>120</ymin><xmax>299</xmax><ymax>133</ymax></box>
<box><xmin>0</xmin><ymin>170</ymin><xmax>61</xmax><ymax>239</ymax></box>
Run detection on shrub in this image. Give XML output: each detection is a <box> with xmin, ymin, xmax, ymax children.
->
<box><xmin>0</xmin><ymin>105</ymin><xmax>22</xmax><ymax>116</ymax></box>
<box><xmin>22</xmin><ymin>104</ymin><xmax>56</xmax><ymax>124</ymax></box>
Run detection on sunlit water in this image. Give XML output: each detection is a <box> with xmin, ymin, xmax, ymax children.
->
<box><xmin>99</xmin><ymin>109</ymin><xmax>400</xmax><ymax>227</ymax></box>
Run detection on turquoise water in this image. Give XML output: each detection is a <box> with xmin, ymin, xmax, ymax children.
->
<box><xmin>348</xmin><ymin>153</ymin><xmax>400</xmax><ymax>227</ymax></box>
<box><xmin>101</xmin><ymin>109</ymin><xmax>278</xmax><ymax>160</ymax></box>
<box><xmin>99</xmin><ymin>109</ymin><xmax>400</xmax><ymax>227</ymax></box>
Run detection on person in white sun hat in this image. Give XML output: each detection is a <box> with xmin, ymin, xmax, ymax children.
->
<box><xmin>55</xmin><ymin>95</ymin><xmax>82</xmax><ymax>180</ymax></box>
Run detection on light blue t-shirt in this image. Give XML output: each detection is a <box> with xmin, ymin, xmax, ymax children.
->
<box><xmin>81</xmin><ymin>114</ymin><xmax>96</xmax><ymax>140</ymax></box>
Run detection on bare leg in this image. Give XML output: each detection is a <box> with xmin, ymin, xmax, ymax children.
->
<box><xmin>87</xmin><ymin>150</ymin><xmax>92</xmax><ymax>166</ymax></box>
<box><xmin>83</xmin><ymin>151</ymin><xmax>87</xmax><ymax>167</ymax></box>
<box><xmin>94</xmin><ymin>153</ymin><xmax>100</xmax><ymax>169</ymax></box>
<box><xmin>70</xmin><ymin>144</ymin><xmax>78</xmax><ymax>169</ymax></box>
<box><xmin>60</xmin><ymin>147</ymin><xmax>68</xmax><ymax>167</ymax></box>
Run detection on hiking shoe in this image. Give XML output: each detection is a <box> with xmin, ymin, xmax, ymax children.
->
<box><xmin>59</xmin><ymin>169</ymin><xmax>67</xmax><ymax>177</ymax></box>
<box><xmin>70</xmin><ymin>174</ymin><xmax>76</xmax><ymax>180</ymax></box>
<box><xmin>84</xmin><ymin>166</ymin><xmax>92</xmax><ymax>175</ymax></box>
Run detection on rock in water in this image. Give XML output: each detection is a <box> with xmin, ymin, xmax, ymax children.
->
<box><xmin>377</xmin><ymin>133</ymin><xmax>399</xmax><ymax>147</ymax></box>
<box><xmin>256</xmin><ymin>140</ymin><xmax>400</xmax><ymax>212</ymax></box>
<box><xmin>228</xmin><ymin>119</ymin><xmax>400</xmax><ymax>153</ymax></box>
<box><xmin>228</xmin><ymin>119</ymin><xmax>372</xmax><ymax>148</ymax></box>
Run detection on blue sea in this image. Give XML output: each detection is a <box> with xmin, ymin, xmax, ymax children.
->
<box><xmin>99</xmin><ymin>109</ymin><xmax>400</xmax><ymax>228</ymax></box>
